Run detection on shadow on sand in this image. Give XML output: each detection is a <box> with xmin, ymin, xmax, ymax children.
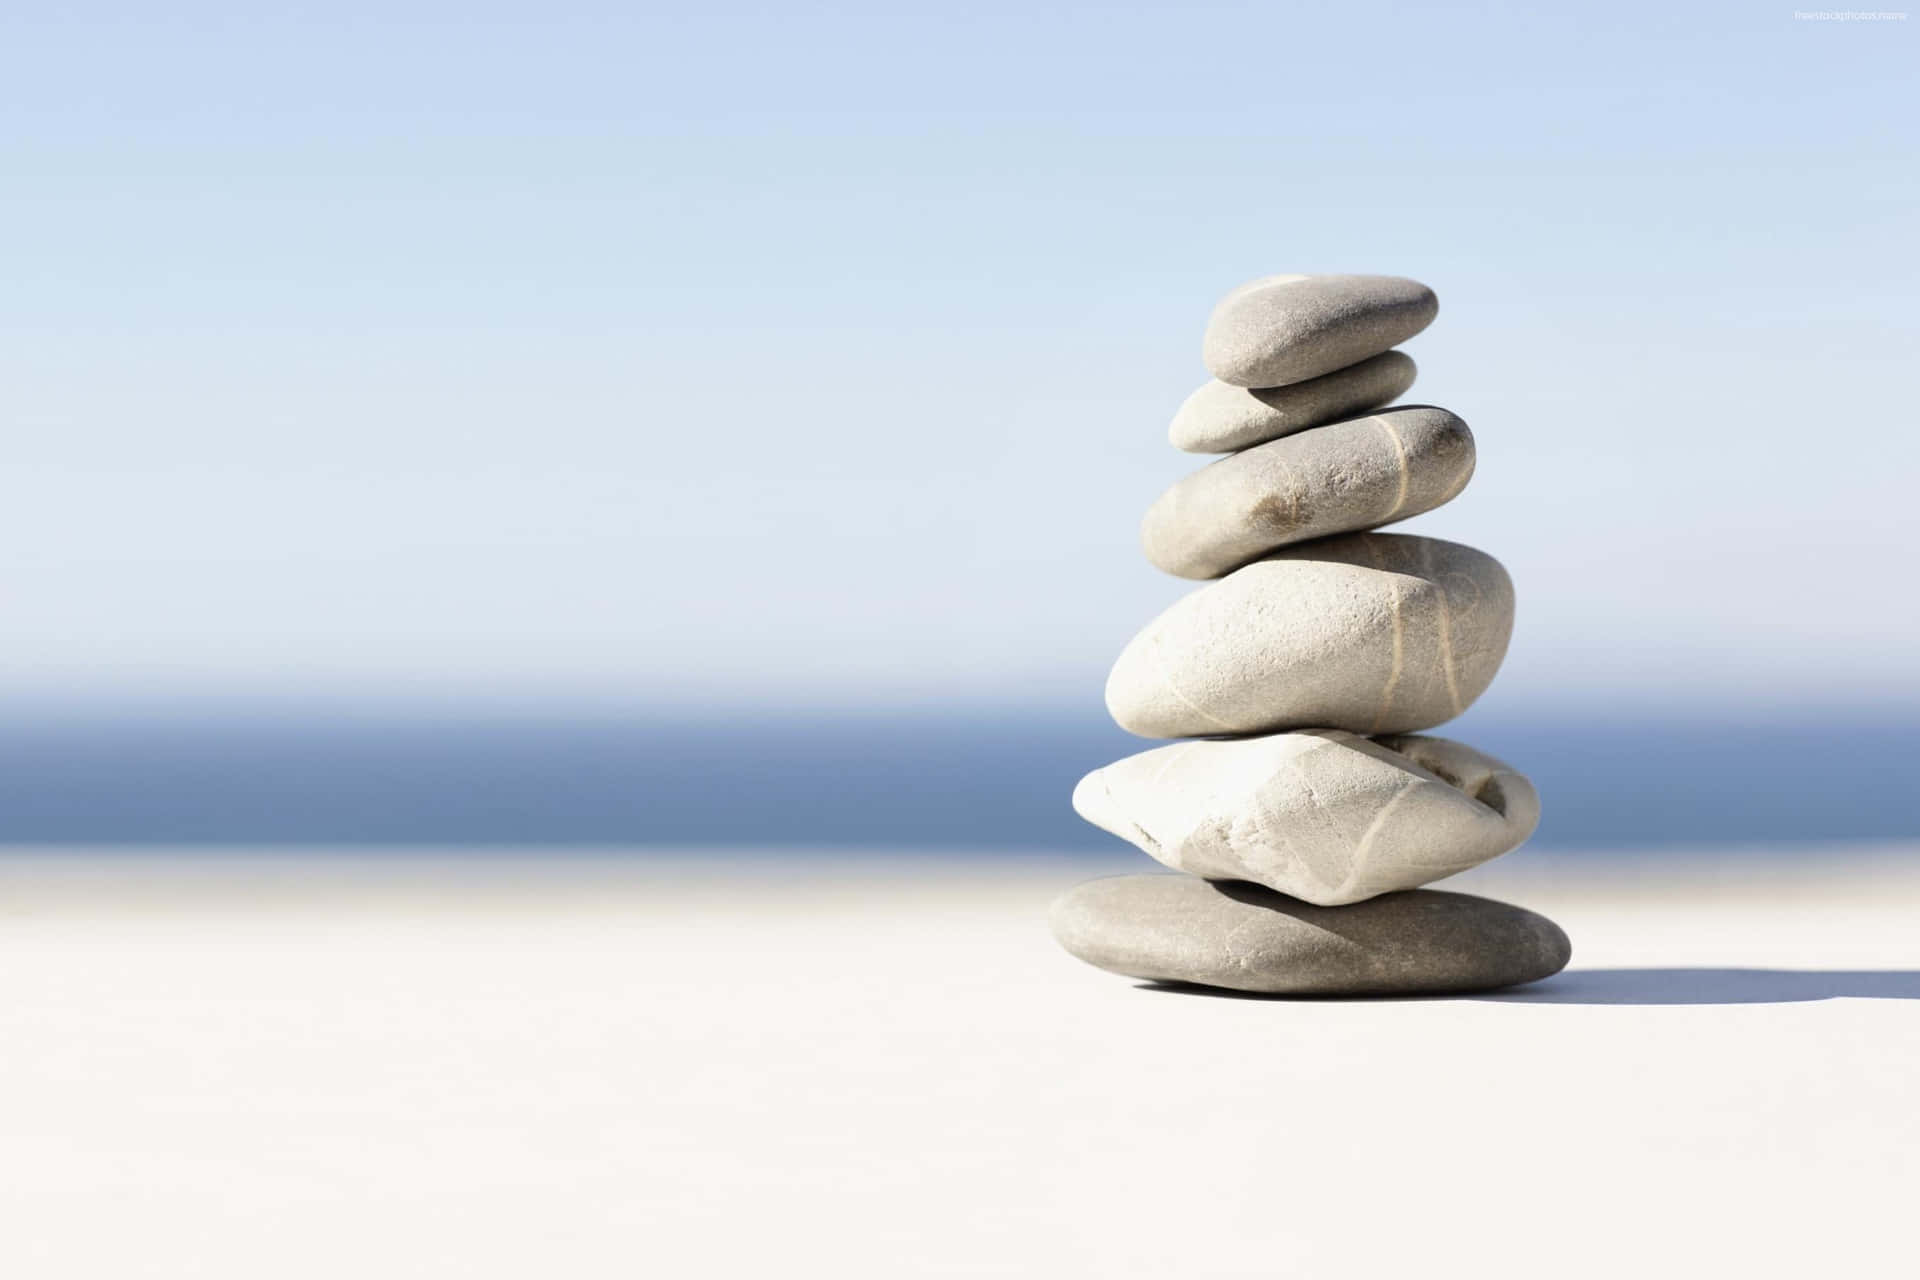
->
<box><xmin>1479</xmin><ymin>968</ymin><xmax>1920</xmax><ymax>1005</ymax></box>
<box><xmin>1137</xmin><ymin>969</ymin><xmax>1920</xmax><ymax>1006</ymax></box>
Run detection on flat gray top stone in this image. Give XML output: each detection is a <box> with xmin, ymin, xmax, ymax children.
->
<box><xmin>1050</xmin><ymin>874</ymin><xmax>1571</xmax><ymax>996</ymax></box>
<box><xmin>1202</xmin><ymin>274</ymin><xmax>1438</xmax><ymax>388</ymax></box>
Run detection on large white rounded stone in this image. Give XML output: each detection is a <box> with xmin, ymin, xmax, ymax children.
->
<box><xmin>1072</xmin><ymin>731</ymin><xmax>1539</xmax><ymax>905</ymax></box>
<box><xmin>1142</xmin><ymin>406</ymin><xmax>1475</xmax><ymax>579</ymax></box>
<box><xmin>1169</xmin><ymin>351</ymin><xmax>1417</xmax><ymax>454</ymax></box>
<box><xmin>1202</xmin><ymin>274</ymin><xmax>1438</xmax><ymax>388</ymax></box>
<box><xmin>1105</xmin><ymin>532</ymin><xmax>1514</xmax><ymax>738</ymax></box>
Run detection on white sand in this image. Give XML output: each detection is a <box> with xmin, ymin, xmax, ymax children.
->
<box><xmin>1</xmin><ymin>847</ymin><xmax>1916</xmax><ymax>1279</ymax></box>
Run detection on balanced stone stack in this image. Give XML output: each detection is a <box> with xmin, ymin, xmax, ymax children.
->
<box><xmin>1051</xmin><ymin>273</ymin><xmax>1571</xmax><ymax>996</ymax></box>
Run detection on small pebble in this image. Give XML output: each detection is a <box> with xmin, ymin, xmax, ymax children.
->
<box><xmin>1169</xmin><ymin>351</ymin><xmax>1416</xmax><ymax>454</ymax></box>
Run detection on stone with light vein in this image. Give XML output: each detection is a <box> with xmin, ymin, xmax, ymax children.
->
<box><xmin>1105</xmin><ymin>532</ymin><xmax>1514</xmax><ymax>739</ymax></box>
<box><xmin>1142</xmin><ymin>406</ymin><xmax>1474</xmax><ymax>579</ymax></box>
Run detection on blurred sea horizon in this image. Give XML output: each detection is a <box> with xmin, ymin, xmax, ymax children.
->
<box><xmin>0</xmin><ymin>699</ymin><xmax>1911</xmax><ymax>852</ymax></box>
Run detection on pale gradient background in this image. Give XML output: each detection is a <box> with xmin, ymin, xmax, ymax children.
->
<box><xmin>0</xmin><ymin>3</ymin><xmax>1914</xmax><ymax>845</ymax></box>
<box><xmin>3</xmin><ymin>11</ymin><xmax>1917</xmax><ymax>1277</ymax></box>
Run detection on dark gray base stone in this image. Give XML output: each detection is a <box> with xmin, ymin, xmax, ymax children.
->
<box><xmin>1051</xmin><ymin>874</ymin><xmax>1571</xmax><ymax>996</ymax></box>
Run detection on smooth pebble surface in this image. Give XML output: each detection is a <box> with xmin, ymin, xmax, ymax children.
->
<box><xmin>1142</xmin><ymin>406</ymin><xmax>1474</xmax><ymax>579</ymax></box>
<box><xmin>1168</xmin><ymin>351</ymin><xmax>1417</xmax><ymax>453</ymax></box>
<box><xmin>1050</xmin><ymin>875</ymin><xmax>1570</xmax><ymax>995</ymax></box>
<box><xmin>1202</xmin><ymin>274</ymin><xmax>1438</xmax><ymax>388</ymax></box>
<box><xmin>1105</xmin><ymin>532</ymin><xmax>1514</xmax><ymax>739</ymax></box>
<box><xmin>1072</xmin><ymin>732</ymin><xmax>1539</xmax><ymax>905</ymax></box>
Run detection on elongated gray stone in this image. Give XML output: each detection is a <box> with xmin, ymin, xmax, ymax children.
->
<box><xmin>1072</xmin><ymin>731</ymin><xmax>1539</xmax><ymax>905</ymax></box>
<box><xmin>1105</xmin><ymin>532</ymin><xmax>1513</xmax><ymax>738</ymax></box>
<box><xmin>1142</xmin><ymin>406</ymin><xmax>1474</xmax><ymax>579</ymax></box>
<box><xmin>1169</xmin><ymin>351</ymin><xmax>1417</xmax><ymax>454</ymax></box>
<box><xmin>1203</xmin><ymin>274</ymin><xmax>1438</xmax><ymax>388</ymax></box>
<box><xmin>1050</xmin><ymin>875</ymin><xmax>1570</xmax><ymax>995</ymax></box>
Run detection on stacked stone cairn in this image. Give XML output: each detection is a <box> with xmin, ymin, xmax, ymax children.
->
<box><xmin>1051</xmin><ymin>273</ymin><xmax>1572</xmax><ymax>996</ymax></box>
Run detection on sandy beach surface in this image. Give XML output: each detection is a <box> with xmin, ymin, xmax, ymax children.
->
<box><xmin>2</xmin><ymin>846</ymin><xmax>1916</xmax><ymax>1278</ymax></box>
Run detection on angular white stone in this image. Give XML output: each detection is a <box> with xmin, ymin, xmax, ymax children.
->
<box><xmin>1072</xmin><ymin>731</ymin><xmax>1539</xmax><ymax>905</ymax></box>
<box><xmin>1202</xmin><ymin>274</ymin><xmax>1438</xmax><ymax>388</ymax></box>
<box><xmin>1142</xmin><ymin>406</ymin><xmax>1475</xmax><ymax>579</ymax></box>
<box><xmin>1104</xmin><ymin>532</ymin><xmax>1514</xmax><ymax>738</ymax></box>
<box><xmin>1169</xmin><ymin>351</ymin><xmax>1417</xmax><ymax>454</ymax></box>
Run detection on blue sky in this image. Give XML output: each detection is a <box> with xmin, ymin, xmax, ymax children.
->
<box><xmin>2</xmin><ymin>2</ymin><xmax>1914</xmax><ymax>714</ymax></box>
